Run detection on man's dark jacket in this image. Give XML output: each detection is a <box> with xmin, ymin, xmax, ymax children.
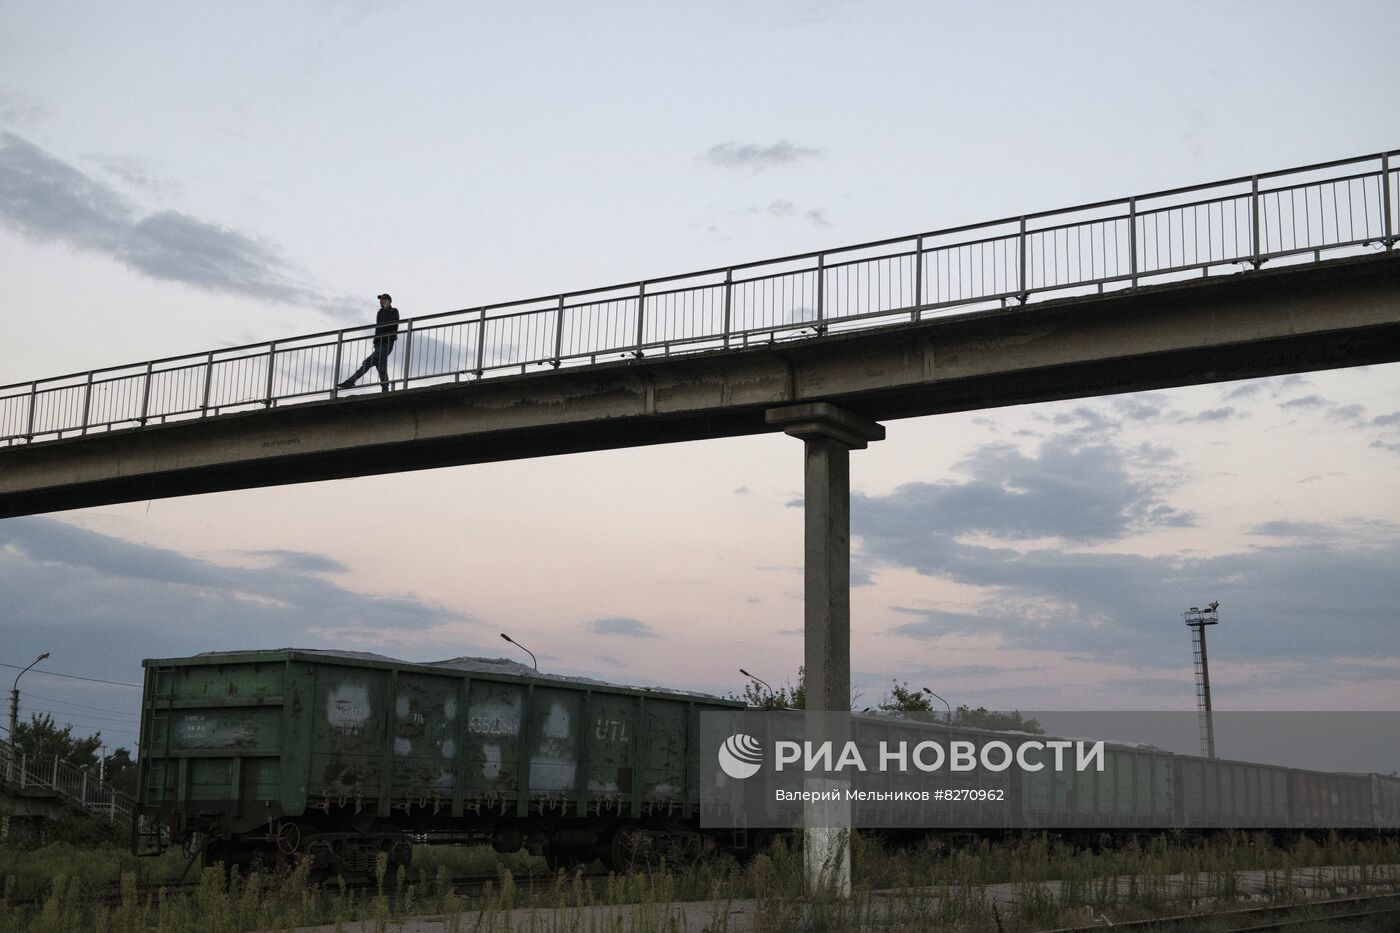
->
<box><xmin>374</xmin><ymin>305</ymin><xmax>399</xmax><ymax>348</ymax></box>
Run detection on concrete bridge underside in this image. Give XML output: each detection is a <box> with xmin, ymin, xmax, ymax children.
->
<box><xmin>3</xmin><ymin>252</ymin><xmax>1399</xmax><ymax>518</ymax></box>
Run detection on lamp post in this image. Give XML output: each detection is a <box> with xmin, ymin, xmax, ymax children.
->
<box><xmin>922</xmin><ymin>687</ymin><xmax>952</xmax><ymax>724</ymax></box>
<box><xmin>499</xmin><ymin>633</ymin><xmax>537</xmax><ymax>671</ymax></box>
<box><xmin>739</xmin><ymin>668</ymin><xmax>772</xmax><ymax>694</ymax></box>
<box><xmin>8</xmin><ymin>651</ymin><xmax>49</xmax><ymax>740</ymax></box>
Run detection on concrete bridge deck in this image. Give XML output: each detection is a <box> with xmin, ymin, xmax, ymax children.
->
<box><xmin>1</xmin><ymin>251</ymin><xmax>1397</xmax><ymax>518</ymax></box>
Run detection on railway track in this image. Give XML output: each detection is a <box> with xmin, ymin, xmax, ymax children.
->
<box><xmin>12</xmin><ymin>875</ymin><xmax>1397</xmax><ymax>931</ymax></box>
<box><xmin>1041</xmin><ymin>892</ymin><xmax>1400</xmax><ymax>931</ymax></box>
<box><xmin>7</xmin><ymin>866</ymin><xmax>601</xmax><ymax>911</ymax></box>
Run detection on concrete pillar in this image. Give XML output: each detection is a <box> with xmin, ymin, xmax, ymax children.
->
<box><xmin>2</xmin><ymin>814</ymin><xmax>45</xmax><ymax>847</ymax></box>
<box><xmin>765</xmin><ymin>402</ymin><xmax>884</xmax><ymax>896</ymax></box>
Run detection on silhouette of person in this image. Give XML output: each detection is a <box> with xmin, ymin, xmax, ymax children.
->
<box><xmin>339</xmin><ymin>294</ymin><xmax>400</xmax><ymax>392</ymax></box>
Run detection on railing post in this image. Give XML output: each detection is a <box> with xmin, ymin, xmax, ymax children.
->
<box><xmin>815</xmin><ymin>253</ymin><xmax>826</xmax><ymax>334</ymax></box>
<box><xmin>81</xmin><ymin>769</ymin><xmax>88</xmax><ymax>804</ymax></box>
<box><xmin>722</xmin><ymin>269</ymin><xmax>733</xmax><ymax>349</ymax></box>
<box><xmin>26</xmin><ymin>381</ymin><xmax>37</xmax><ymax>439</ymax></box>
<box><xmin>1250</xmin><ymin>175</ymin><xmax>1262</xmax><ymax>268</ymax></box>
<box><xmin>633</xmin><ymin>282</ymin><xmax>647</xmax><ymax>357</ymax></box>
<box><xmin>1129</xmin><ymin>197</ymin><xmax>1139</xmax><ymax>287</ymax></box>
<box><xmin>264</xmin><ymin>341</ymin><xmax>277</xmax><ymax>406</ymax></box>
<box><xmin>80</xmin><ymin>370</ymin><xmax>94</xmax><ymax>434</ymax></box>
<box><xmin>1382</xmin><ymin>152</ymin><xmax>1394</xmax><ymax>248</ymax></box>
<box><xmin>138</xmin><ymin>361</ymin><xmax>154</xmax><ymax>425</ymax></box>
<box><xmin>474</xmin><ymin>308</ymin><xmax>487</xmax><ymax>376</ymax></box>
<box><xmin>19</xmin><ymin>753</ymin><xmax>25</xmax><ymax>788</ymax></box>
<box><xmin>551</xmin><ymin>294</ymin><xmax>565</xmax><ymax>368</ymax></box>
<box><xmin>1018</xmin><ymin>216</ymin><xmax>1028</xmax><ymax>302</ymax></box>
<box><xmin>401</xmin><ymin>319</ymin><xmax>415</xmax><ymax>389</ymax></box>
<box><xmin>201</xmin><ymin>351</ymin><xmax>215</xmax><ymax>414</ymax></box>
<box><xmin>330</xmin><ymin>333</ymin><xmax>344</xmax><ymax>398</ymax></box>
<box><xmin>912</xmin><ymin>236</ymin><xmax>923</xmax><ymax>321</ymax></box>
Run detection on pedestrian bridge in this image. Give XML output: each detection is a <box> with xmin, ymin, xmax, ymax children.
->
<box><xmin>0</xmin><ymin>737</ymin><xmax>134</xmax><ymax>835</ymax></box>
<box><xmin>2</xmin><ymin>150</ymin><xmax>1398</xmax><ymax>517</ymax></box>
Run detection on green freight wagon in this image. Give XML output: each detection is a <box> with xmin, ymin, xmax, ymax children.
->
<box><xmin>136</xmin><ymin>649</ymin><xmax>743</xmax><ymax>874</ymax></box>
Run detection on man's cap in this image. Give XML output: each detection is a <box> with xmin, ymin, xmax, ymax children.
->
<box><xmin>377</xmin><ymin>293</ymin><xmax>392</xmax><ymax>301</ymax></box>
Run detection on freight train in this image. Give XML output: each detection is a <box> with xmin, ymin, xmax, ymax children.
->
<box><xmin>132</xmin><ymin>650</ymin><xmax>1400</xmax><ymax>876</ymax></box>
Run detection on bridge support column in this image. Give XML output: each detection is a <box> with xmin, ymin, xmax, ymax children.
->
<box><xmin>766</xmin><ymin>402</ymin><xmax>885</xmax><ymax>896</ymax></box>
<box><xmin>1</xmin><ymin>814</ymin><xmax>45</xmax><ymax>846</ymax></box>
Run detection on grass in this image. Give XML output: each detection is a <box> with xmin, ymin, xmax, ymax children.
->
<box><xmin>0</xmin><ymin>833</ymin><xmax>1397</xmax><ymax>932</ymax></box>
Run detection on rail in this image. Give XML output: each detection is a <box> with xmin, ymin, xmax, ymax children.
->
<box><xmin>0</xmin><ymin>736</ymin><xmax>136</xmax><ymax>827</ymax></box>
<box><xmin>2</xmin><ymin>149</ymin><xmax>1396</xmax><ymax>446</ymax></box>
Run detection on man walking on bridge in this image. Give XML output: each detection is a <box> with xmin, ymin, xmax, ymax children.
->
<box><xmin>338</xmin><ymin>293</ymin><xmax>400</xmax><ymax>392</ymax></box>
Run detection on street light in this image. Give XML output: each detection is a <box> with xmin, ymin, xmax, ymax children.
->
<box><xmin>922</xmin><ymin>687</ymin><xmax>952</xmax><ymax>724</ymax></box>
<box><xmin>739</xmin><ymin>668</ymin><xmax>773</xmax><ymax>695</ymax></box>
<box><xmin>499</xmin><ymin>633</ymin><xmax>537</xmax><ymax>671</ymax></box>
<box><xmin>9</xmin><ymin>651</ymin><xmax>49</xmax><ymax>739</ymax></box>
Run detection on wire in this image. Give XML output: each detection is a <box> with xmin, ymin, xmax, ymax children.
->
<box><xmin>24</xmin><ymin>705</ymin><xmax>139</xmax><ymax>727</ymax></box>
<box><xmin>24</xmin><ymin>692</ymin><xmax>140</xmax><ymax>719</ymax></box>
<box><xmin>17</xmin><ymin>712</ymin><xmax>140</xmax><ymax>740</ymax></box>
<box><xmin>0</xmin><ymin>662</ymin><xmax>141</xmax><ymax>688</ymax></box>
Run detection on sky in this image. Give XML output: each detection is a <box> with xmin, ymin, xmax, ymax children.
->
<box><xmin>0</xmin><ymin>0</ymin><xmax>1398</xmax><ymax>755</ymax></box>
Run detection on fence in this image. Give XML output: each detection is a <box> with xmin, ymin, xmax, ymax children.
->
<box><xmin>0</xmin><ymin>737</ymin><xmax>135</xmax><ymax>827</ymax></box>
<box><xmin>2</xmin><ymin>150</ymin><xmax>1396</xmax><ymax>446</ymax></box>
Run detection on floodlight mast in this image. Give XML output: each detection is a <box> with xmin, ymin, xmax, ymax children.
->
<box><xmin>1184</xmin><ymin>602</ymin><xmax>1220</xmax><ymax>758</ymax></box>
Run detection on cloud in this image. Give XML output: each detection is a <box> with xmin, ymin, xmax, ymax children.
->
<box><xmin>245</xmin><ymin>549</ymin><xmax>349</xmax><ymax>573</ymax></box>
<box><xmin>1178</xmin><ymin>406</ymin><xmax>1245</xmax><ymax>423</ymax></box>
<box><xmin>706</xmin><ymin>140</ymin><xmax>822</xmax><ymax>172</ymax></box>
<box><xmin>743</xmin><ymin>199</ymin><xmax>831</xmax><ymax>226</ymax></box>
<box><xmin>0</xmin><ymin>89</ymin><xmax>46</xmax><ymax>128</ymax></box>
<box><xmin>583</xmin><ymin>617</ymin><xmax>658</xmax><ymax>638</ymax></box>
<box><xmin>1280</xmin><ymin>394</ymin><xmax>1327</xmax><ymax>409</ymax></box>
<box><xmin>1329</xmin><ymin>404</ymin><xmax>1365</xmax><ymax>423</ymax></box>
<box><xmin>1046</xmin><ymin>405</ymin><xmax>1121</xmax><ymax>440</ymax></box>
<box><xmin>854</xmin><ymin>437</ymin><xmax>1195</xmax><ymax>549</ymax></box>
<box><xmin>87</xmin><ymin>154</ymin><xmax>181</xmax><ymax>199</ymax></box>
<box><xmin>881</xmin><ymin>539</ymin><xmax>1400</xmax><ymax>668</ymax></box>
<box><xmin>1223</xmin><ymin>383</ymin><xmax>1262</xmax><ymax>401</ymax></box>
<box><xmin>852</xmin><ymin>439</ymin><xmax>1397</xmax><ymax>673</ymax></box>
<box><xmin>0</xmin><ymin>132</ymin><xmax>352</xmax><ymax>320</ymax></box>
<box><xmin>1247</xmin><ymin>518</ymin><xmax>1400</xmax><ymax>546</ymax></box>
<box><xmin>0</xmin><ymin>518</ymin><xmax>472</xmax><ymax>684</ymax></box>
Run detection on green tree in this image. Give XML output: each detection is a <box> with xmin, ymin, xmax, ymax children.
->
<box><xmin>11</xmin><ymin>713</ymin><xmax>137</xmax><ymax>790</ymax></box>
<box><xmin>877</xmin><ymin>680</ymin><xmax>936</xmax><ymax>714</ymax></box>
<box><xmin>952</xmin><ymin>705</ymin><xmax>1044</xmax><ymax>734</ymax></box>
<box><xmin>12</xmin><ymin>713</ymin><xmax>103</xmax><ymax>769</ymax></box>
<box><xmin>732</xmin><ymin>667</ymin><xmax>807</xmax><ymax>709</ymax></box>
<box><xmin>729</xmin><ymin>668</ymin><xmax>871</xmax><ymax>710</ymax></box>
<box><xmin>103</xmin><ymin>747</ymin><xmax>139</xmax><ymax>797</ymax></box>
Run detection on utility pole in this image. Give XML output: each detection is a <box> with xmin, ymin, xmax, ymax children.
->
<box><xmin>8</xmin><ymin>652</ymin><xmax>49</xmax><ymax>740</ymax></box>
<box><xmin>1184</xmin><ymin>602</ymin><xmax>1220</xmax><ymax>758</ymax></box>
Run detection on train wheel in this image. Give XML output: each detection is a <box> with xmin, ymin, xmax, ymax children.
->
<box><xmin>277</xmin><ymin>822</ymin><xmax>302</xmax><ymax>857</ymax></box>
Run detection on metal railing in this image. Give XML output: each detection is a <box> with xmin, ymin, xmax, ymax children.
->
<box><xmin>0</xmin><ymin>737</ymin><xmax>136</xmax><ymax>827</ymax></box>
<box><xmin>2</xmin><ymin>150</ymin><xmax>1396</xmax><ymax>446</ymax></box>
